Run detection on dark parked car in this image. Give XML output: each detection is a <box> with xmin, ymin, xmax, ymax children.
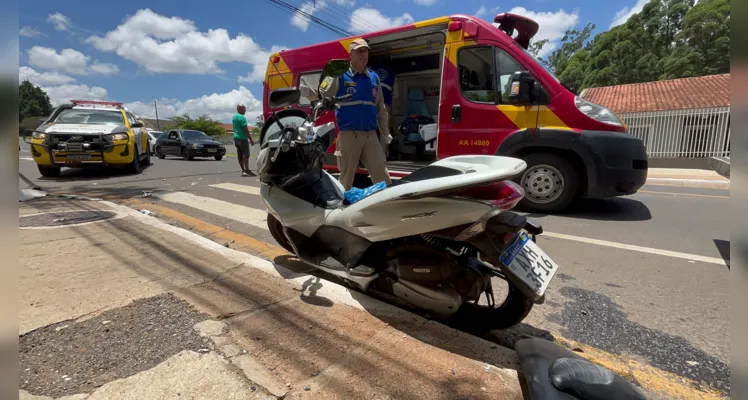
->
<box><xmin>154</xmin><ymin>129</ymin><xmax>226</xmax><ymax>160</ymax></box>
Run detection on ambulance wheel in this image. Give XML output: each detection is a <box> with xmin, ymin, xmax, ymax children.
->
<box><xmin>515</xmin><ymin>153</ymin><xmax>578</xmax><ymax>213</ymax></box>
<box><xmin>38</xmin><ymin>165</ymin><xmax>61</xmax><ymax>177</ymax></box>
<box><xmin>267</xmin><ymin>214</ymin><xmax>296</xmax><ymax>255</ymax></box>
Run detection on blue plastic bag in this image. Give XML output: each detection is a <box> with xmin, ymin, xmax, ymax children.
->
<box><xmin>344</xmin><ymin>181</ymin><xmax>387</xmax><ymax>204</ymax></box>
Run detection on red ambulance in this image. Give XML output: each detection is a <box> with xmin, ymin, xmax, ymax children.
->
<box><xmin>260</xmin><ymin>13</ymin><xmax>648</xmax><ymax>213</ymax></box>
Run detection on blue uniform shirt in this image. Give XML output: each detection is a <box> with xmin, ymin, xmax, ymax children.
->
<box><xmin>333</xmin><ymin>68</ymin><xmax>380</xmax><ymax>131</ymax></box>
<box><xmin>372</xmin><ymin>65</ymin><xmax>394</xmax><ymax>107</ymax></box>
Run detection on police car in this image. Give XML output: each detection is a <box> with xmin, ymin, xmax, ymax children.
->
<box><xmin>24</xmin><ymin>100</ymin><xmax>151</xmax><ymax>177</ymax></box>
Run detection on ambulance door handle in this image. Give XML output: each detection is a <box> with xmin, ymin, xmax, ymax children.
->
<box><xmin>451</xmin><ymin>105</ymin><xmax>462</xmax><ymax>123</ymax></box>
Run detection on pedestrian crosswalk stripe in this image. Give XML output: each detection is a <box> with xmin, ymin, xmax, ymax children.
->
<box><xmin>154</xmin><ymin>191</ymin><xmax>269</xmax><ymax>230</ymax></box>
<box><xmin>209</xmin><ymin>182</ymin><xmax>261</xmax><ymax>195</ymax></box>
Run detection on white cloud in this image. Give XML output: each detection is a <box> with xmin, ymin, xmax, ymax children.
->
<box><xmin>333</xmin><ymin>0</ymin><xmax>355</xmax><ymax>6</ymax></box>
<box><xmin>125</xmin><ymin>86</ymin><xmax>262</xmax><ymax>123</ymax></box>
<box><xmin>28</xmin><ymin>47</ymin><xmax>89</xmax><ymax>74</ymax></box>
<box><xmin>476</xmin><ymin>6</ymin><xmax>501</xmax><ymax>19</ymax></box>
<box><xmin>47</xmin><ymin>12</ymin><xmax>71</xmax><ymax>32</ymax></box>
<box><xmin>19</xmin><ymin>66</ymin><xmax>76</xmax><ymax>86</ymax></box>
<box><xmin>610</xmin><ymin>0</ymin><xmax>648</xmax><ymax>28</ymax></box>
<box><xmin>292</xmin><ymin>1</ymin><xmax>323</xmax><ymax>32</ymax></box>
<box><xmin>89</xmin><ymin>62</ymin><xmax>120</xmax><ymax>75</ymax></box>
<box><xmin>348</xmin><ymin>7</ymin><xmax>415</xmax><ymax>34</ymax></box>
<box><xmin>414</xmin><ymin>0</ymin><xmax>438</xmax><ymax>5</ymax></box>
<box><xmin>43</xmin><ymin>84</ymin><xmax>109</xmax><ymax>105</ymax></box>
<box><xmin>19</xmin><ymin>65</ymin><xmax>109</xmax><ymax>106</ymax></box>
<box><xmin>20</xmin><ymin>26</ymin><xmax>44</xmax><ymax>37</ymax></box>
<box><xmin>86</xmin><ymin>8</ymin><xmax>284</xmax><ymax>82</ymax></box>
<box><xmin>27</xmin><ymin>46</ymin><xmax>120</xmax><ymax>75</ymax></box>
<box><xmin>500</xmin><ymin>7</ymin><xmax>579</xmax><ymax>58</ymax></box>
<box><xmin>237</xmin><ymin>44</ymin><xmax>290</xmax><ymax>83</ymax></box>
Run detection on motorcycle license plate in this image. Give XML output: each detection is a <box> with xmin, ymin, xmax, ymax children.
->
<box><xmin>499</xmin><ymin>232</ymin><xmax>559</xmax><ymax>299</ymax></box>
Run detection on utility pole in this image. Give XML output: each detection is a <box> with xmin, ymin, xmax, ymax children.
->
<box><xmin>154</xmin><ymin>100</ymin><xmax>160</xmax><ymax>130</ymax></box>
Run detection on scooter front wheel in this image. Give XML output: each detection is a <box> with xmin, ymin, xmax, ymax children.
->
<box><xmin>267</xmin><ymin>214</ymin><xmax>296</xmax><ymax>255</ymax></box>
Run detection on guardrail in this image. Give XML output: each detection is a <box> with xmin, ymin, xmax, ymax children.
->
<box><xmin>620</xmin><ymin>107</ymin><xmax>730</xmax><ymax>159</ymax></box>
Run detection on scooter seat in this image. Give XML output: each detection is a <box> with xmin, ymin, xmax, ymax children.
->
<box><xmin>515</xmin><ymin>338</ymin><xmax>647</xmax><ymax>400</ymax></box>
<box><xmin>390</xmin><ymin>165</ymin><xmax>464</xmax><ymax>187</ymax></box>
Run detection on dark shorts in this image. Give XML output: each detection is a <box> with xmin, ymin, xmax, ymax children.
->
<box><xmin>234</xmin><ymin>139</ymin><xmax>250</xmax><ymax>158</ymax></box>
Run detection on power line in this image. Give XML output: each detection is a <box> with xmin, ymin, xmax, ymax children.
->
<box><xmin>265</xmin><ymin>0</ymin><xmax>352</xmax><ymax>37</ymax></box>
<box><xmin>311</xmin><ymin>1</ymin><xmax>380</xmax><ymax>34</ymax></box>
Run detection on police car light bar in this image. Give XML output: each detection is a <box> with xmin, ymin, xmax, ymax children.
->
<box><xmin>70</xmin><ymin>100</ymin><xmax>124</xmax><ymax>109</ymax></box>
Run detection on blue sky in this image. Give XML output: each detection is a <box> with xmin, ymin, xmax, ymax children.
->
<box><xmin>18</xmin><ymin>0</ymin><xmax>647</xmax><ymax>122</ymax></box>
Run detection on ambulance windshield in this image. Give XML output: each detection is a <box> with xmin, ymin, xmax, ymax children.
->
<box><xmin>521</xmin><ymin>48</ymin><xmax>560</xmax><ymax>84</ymax></box>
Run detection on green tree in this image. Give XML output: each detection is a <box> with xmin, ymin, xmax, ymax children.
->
<box><xmin>19</xmin><ymin>80</ymin><xmax>53</xmax><ymax>123</ymax></box>
<box><xmin>528</xmin><ymin>39</ymin><xmax>549</xmax><ymax>64</ymax></box>
<box><xmin>661</xmin><ymin>0</ymin><xmax>730</xmax><ymax>78</ymax></box>
<box><xmin>544</xmin><ymin>0</ymin><xmax>729</xmax><ymax>92</ymax></box>
<box><xmin>171</xmin><ymin>114</ymin><xmax>226</xmax><ymax>136</ymax></box>
<box><xmin>254</xmin><ymin>115</ymin><xmax>264</xmax><ymax>130</ymax></box>
<box><xmin>545</xmin><ymin>23</ymin><xmax>596</xmax><ymax>75</ymax></box>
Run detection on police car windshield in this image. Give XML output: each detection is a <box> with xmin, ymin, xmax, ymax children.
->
<box><xmin>181</xmin><ymin>130</ymin><xmax>209</xmax><ymax>140</ymax></box>
<box><xmin>54</xmin><ymin>109</ymin><xmax>125</xmax><ymax>125</ymax></box>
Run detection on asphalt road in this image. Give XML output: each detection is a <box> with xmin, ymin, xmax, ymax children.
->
<box><xmin>18</xmin><ymin>145</ymin><xmax>731</xmax><ymax>393</ymax></box>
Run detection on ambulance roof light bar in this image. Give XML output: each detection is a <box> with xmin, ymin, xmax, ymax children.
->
<box><xmin>70</xmin><ymin>100</ymin><xmax>125</xmax><ymax>109</ymax></box>
<box><xmin>493</xmin><ymin>13</ymin><xmax>539</xmax><ymax>50</ymax></box>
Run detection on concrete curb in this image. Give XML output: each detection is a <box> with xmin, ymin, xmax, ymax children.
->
<box><xmin>645</xmin><ymin>178</ymin><xmax>730</xmax><ymax>189</ymax></box>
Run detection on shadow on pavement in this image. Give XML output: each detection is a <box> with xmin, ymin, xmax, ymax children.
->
<box><xmin>33</xmin><ymin>163</ymin><xmax>155</xmax><ymax>183</ymax></box>
<box><xmin>44</xmin><ymin>203</ymin><xmax>522</xmax><ymax>399</ymax></box>
<box><xmin>713</xmin><ymin>239</ymin><xmax>730</xmax><ymax>269</ymax></box>
<box><xmin>525</xmin><ymin>197</ymin><xmax>652</xmax><ymax>222</ymax></box>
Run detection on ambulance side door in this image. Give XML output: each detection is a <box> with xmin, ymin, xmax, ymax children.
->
<box><xmin>438</xmin><ymin>42</ymin><xmax>538</xmax><ymax>158</ymax></box>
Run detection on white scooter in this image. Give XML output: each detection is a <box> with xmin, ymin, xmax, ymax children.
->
<box><xmin>256</xmin><ymin>60</ymin><xmax>561</xmax><ymax>330</ymax></box>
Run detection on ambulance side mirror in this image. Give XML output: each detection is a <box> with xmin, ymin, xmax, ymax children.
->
<box><xmin>507</xmin><ymin>71</ymin><xmax>537</xmax><ymax>105</ymax></box>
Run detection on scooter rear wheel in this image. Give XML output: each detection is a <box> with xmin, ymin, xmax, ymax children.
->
<box><xmin>267</xmin><ymin>214</ymin><xmax>296</xmax><ymax>255</ymax></box>
<box><xmin>453</xmin><ymin>284</ymin><xmax>534</xmax><ymax>331</ymax></box>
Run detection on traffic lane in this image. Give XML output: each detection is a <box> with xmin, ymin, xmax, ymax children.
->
<box><xmin>519</xmin><ymin>188</ymin><xmax>730</xmax><ymax>261</ymax></box>
<box><xmin>18</xmin><ymin>154</ymin><xmax>242</xmax><ymax>193</ymax></box>
<box><xmin>517</xmin><ymin>235</ymin><xmax>729</xmax><ymax>392</ymax></box>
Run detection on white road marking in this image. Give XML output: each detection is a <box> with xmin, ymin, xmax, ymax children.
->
<box><xmin>209</xmin><ymin>182</ymin><xmax>261</xmax><ymax>195</ymax></box>
<box><xmin>542</xmin><ymin>231</ymin><xmax>726</xmax><ymax>266</ymax></box>
<box><xmin>159</xmin><ymin>185</ymin><xmax>727</xmax><ymax>265</ymax></box>
<box><xmin>19</xmin><ymin>157</ymin><xmax>34</xmax><ymax>161</ymax></box>
<box><xmin>153</xmin><ymin>191</ymin><xmax>269</xmax><ymax>230</ymax></box>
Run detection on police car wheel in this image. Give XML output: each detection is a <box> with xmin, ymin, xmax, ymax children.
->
<box><xmin>128</xmin><ymin>145</ymin><xmax>142</xmax><ymax>174</ymax></box>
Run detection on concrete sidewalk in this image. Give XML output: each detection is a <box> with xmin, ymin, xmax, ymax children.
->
<box><xmin>19</xmin><ymin>196</ymin><xmax>524</xmax><ymax>400</ymax></box>
<box><xmin>646</xmin><ymin>168</ymin><xmax>730</xmax><ymax>189</ymax></box>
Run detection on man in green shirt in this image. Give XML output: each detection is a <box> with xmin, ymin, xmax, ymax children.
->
<box><xmin>232</xmin><ymin>104</ymin><xmax>255</xmax><ymax>176</ymax></box>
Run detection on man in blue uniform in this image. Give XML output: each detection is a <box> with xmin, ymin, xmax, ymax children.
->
<box><xmin>314</xmin><ymin>38</ymin><xmax>392</xmax><ymax>191</ymax></box>
<box><xmin>371</xmin><ymin>63</ymin><xmax>395</xmax><ymax>157</ymax></box>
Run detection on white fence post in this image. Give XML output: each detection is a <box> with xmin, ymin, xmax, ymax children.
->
<box><xmin>619</xmin><ymin>107</ymin><xmax>730</xmax><ymax>159</ymax></box>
